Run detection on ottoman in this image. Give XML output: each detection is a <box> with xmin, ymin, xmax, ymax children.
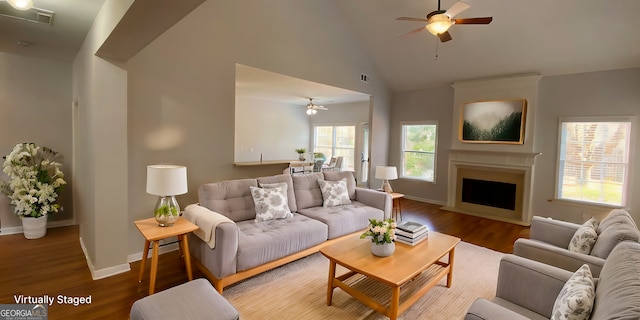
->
<box><xmin>130</xmin><ymin>279</ymin><xmax>239</xmax><ymax>320</ymax></box>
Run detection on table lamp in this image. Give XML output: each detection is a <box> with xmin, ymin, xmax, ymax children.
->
<box><xmin>146</xmin><ymin>165</ymin><xmax>188</xmax><ymax>226</ymax></box>
<box><xmin>375</xmin><ymin>166</ymin><xmax>397</xmax><ymax>193</ymax></box>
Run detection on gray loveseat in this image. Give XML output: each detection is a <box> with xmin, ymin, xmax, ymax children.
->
<box><xmin>465</xmin><ymin>241</ymin><xmax>640</xmax><ymax>320</ymax></box>
<box><xmin>187</xmin><ymin>171</ymin><xmax>391</xmax><ymax>293</ymax></box>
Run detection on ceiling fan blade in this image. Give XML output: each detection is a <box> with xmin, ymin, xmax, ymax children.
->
<box><xmin>445</xmin><ymin>1</ymin><xmax>470</xmax><ymax>18</ymax></box>
<box><xmin>398</xmin><ymin>26</ymin><xmax>427</xmax><ymax>39</ymax></box>
<box><xmin>453</xmin><ymin>17</ymin><xmax>493</xmax><ymax>24</ymax></box>
<box><xmin>396</xmin><ymin>17</ymin><xmax>429</xmax><ymax>22</ymax></box>
<box><xmin>438</xmin><ymin>31</ymin><xmax>452</xmax><ymax>42</ymax></box>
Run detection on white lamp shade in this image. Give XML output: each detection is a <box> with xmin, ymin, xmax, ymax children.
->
<box><xmin>375</xmin><ymin>166</ymin><xmax>398</xmax><ymax>180</ymax></box>
<box><xmin>146</xmin><ymin>165</ymin><xmax>188</xmax><ymax>196</ymax></box>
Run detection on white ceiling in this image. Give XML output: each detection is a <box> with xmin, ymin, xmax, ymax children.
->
<box><xmin>1</xmin><ymin>0</ymin><xmax>639</xmax><ymax>97</ymax></box>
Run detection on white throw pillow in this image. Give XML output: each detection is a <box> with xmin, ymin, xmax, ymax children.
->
<box><xmin>250</xmin><ymin>183</ymin><xmax>293</xmax><ymax>222</ymax></box>
<box><xmin>568</xmin><ymin>217</ymin><xmax>599</xmax><ymax>254</ymax></box>
<box><xmin>318</xmin><ymin>178</ymin><xmax>351</xmax><ymax>208</ymax></box>
<box><xmin>551</xmin><ymin>264</ymin><xmax>595</xmax><ymax>320</ymax></box>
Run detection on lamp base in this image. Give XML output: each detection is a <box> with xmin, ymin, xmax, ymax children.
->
<box><xmin>154</xmin><ymin>195</ymin><xmax>180</xmax><ymax>227</ymax></box>
<box><xmin>381</xmin><ymin>180</ymin><xmax>393</xmax><ymax>193</ymax></box>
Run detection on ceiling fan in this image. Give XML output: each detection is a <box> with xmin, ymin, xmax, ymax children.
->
<box><xmin>306</xmin><ymin>98</ymin><xmax>327</xmax><ymax>115</ymax></box>
<box><xmin>396</xmin><ymin>0</ymin><xmax>492</xmax><ymax>42</ymax></box>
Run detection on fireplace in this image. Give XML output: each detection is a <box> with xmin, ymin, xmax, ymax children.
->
<box><xmin>443</xmin><ymin>150</ymin><xmax>540</xmax><ymax>226</ymax></box>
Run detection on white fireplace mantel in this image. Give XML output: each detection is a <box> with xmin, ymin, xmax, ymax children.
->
<box><xmin>443</xmin><ymin>149</ymin><xmax>542</xmax><ymax>226</ymax></box>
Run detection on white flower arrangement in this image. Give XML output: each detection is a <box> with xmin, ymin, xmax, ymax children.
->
<box><xmin>1</xmin><ymin>143</ymin><xmax>66</xmax><ymax>218</ymax></box>
<box><xmin>360</xmin><ymin>218</ymin><xmax>397</xmax><ymax>245</ymax></box>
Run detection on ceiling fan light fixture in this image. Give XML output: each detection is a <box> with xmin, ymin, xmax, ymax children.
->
<box><xmin>6</xmin><ymin>0</ymin><xmax>34</xmax><ymax>10</ymax></box>
<box><xmin>426</xmin><ymin>14</ymin><xmax>452</xmax><ymax>35</ymax></box>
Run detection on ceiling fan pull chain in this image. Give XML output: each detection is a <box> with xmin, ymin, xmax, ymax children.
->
<box><xmin>435</xmin><ymin>38</ymin><xmax>440</xmax><ymax>60</ymax></box>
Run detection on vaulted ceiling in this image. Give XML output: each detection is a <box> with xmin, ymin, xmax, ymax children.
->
<box><xmin>1</xmin><ymin>0</ymin><xmax>639</xmax><ymax>93</ymax></box>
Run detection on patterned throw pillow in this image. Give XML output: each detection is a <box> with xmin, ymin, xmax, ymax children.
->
<box><xmin>551</xmin><ymin>264</ymin><xmax>595</xmax><ymax>320</ymax></box>
<box><xmin>318</xmin><ymin>178</ymin><xmax>351</xmax><ymax>207</ymax></box>
<box><xmin>250</xmin><ymin>183</ymin><xmax>293</xmax><ymax>222</ymax></box>
<box><xmin>568</xmin><ymin>218</ymin><xmax>599</xmax><ymax>254</ymax></box>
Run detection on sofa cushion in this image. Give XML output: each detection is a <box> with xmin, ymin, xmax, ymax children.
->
<box><xmin>235</xmin><ymin>213</ymin><xmax>328</xmax><ymax>271</ymax></box>
<box><xmin>589</xmin><ymin>241</ymin><xmax>640</xmax><ymax>319</ymax></box>
<box><xmin>591</xmin><ymin>209</ymin><xmax>640</xmax><ymax>259</ymax></box>
<box><xmin>250</xmin><ymin>183</ymin><xmax>293</xmax><ymax>222</ymax></box>
<box><xmin>297</xmin><ymin>201</ymin><xmax>384</xmax><ymax>239</ymax></box>
<box><xmin>568</xmin><ymin>218</ymin><xmax>598</xmax><ymax>254</ymax></box>
<box><xmin>292</xmin><ymin>172</ymin><xmax>324</xmax><ymax>210</ymax></box>
<box><xmin>323</xmin><ymin>171</ymin><xmax>356</xmax><ymax>200</ymax></box>
<box><xmin>199</xmin><ymin>178</ymin><xmax>257</xmax><ymax>222</ymax></box>
<box><xmin>318</xmin><ymin>178</ymin><xmax>352</xmax><ymax>207</ymax></box>
<box><xmin>257</xmin><ymin>174</ymin><xmax>297</xmax><ymax>212</ymax></box>
<box><xmin>550</xmin><ymin>264</ymin><xmax>595</xmax><ymax>320</ymax></box>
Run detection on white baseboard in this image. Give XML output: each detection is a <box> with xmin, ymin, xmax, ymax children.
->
<box><xmin>403</xmin><ymin>195</ymin><xmax>446</xmax><ymax>206</ymax></box>
<box><xmin>127</xmin><ymin>243</ymin><xmax>179</xmax><ymax>263</ymax></box>
<box><xmin>79</xmin><ymin>237</ymin><xmax>131</xmax><ymax>280</ymax></box>
<box><xmin>0</xmin><ymin>219</ymin><xmax>75</xmax><ymax>236</ymax></box>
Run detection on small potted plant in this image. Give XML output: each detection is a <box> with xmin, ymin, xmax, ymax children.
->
<box><xmin>295</xmin><ymin>148</ymin><xmax>306</xmax><ymax>161</ymax></box>
<box><xmin>360</xmin><ymin>218</ymin><xmax>397</xmax><ymax>257</ymax></box>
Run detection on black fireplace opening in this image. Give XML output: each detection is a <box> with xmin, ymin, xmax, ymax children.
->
<box><xmin>461</xmin><ymin>178</ymin><xmax>516</xmax><ymax>210</ymax></box>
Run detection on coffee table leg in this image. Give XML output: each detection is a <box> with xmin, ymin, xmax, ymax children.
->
<box><xmin>326</xmin><ymin>260</ymin><xmax>336</xmax><ymax>306</ymax></box>
<box><xmin>447</xmin><ymin>247</ymin><xmax>456</xmax><ymax>288</ymax></box>
<box><xmin>390</xmin><ymin>286</ymin><xmax>400</xmax><ymax>320</ymax></box>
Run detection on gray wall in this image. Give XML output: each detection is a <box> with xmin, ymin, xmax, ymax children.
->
<box><xmin>0</xmin><ymin>53</ymin><xmax>73</xmax><ymax>230</ymax></box>
<box><xmin>126</xmin><ymin>0</ymin><xmax>392</xmax><ymax>257</ymax></box>
<box><xmin>390</xmin><ymin>68</ymin><xmax>640</xmax><ymax>223</ymax></box>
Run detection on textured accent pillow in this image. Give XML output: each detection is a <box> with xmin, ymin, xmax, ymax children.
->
<box><xmin>250</xmin><ymin>183</ymin><xmax>293</xmax><ymax>222</ymax></box>
<box><xmin>568</xmin><ymin>218</ymin><xmax>599</xmax><ymax>254</ymax></box>
<box><xmin>318</xmin><ymin>178</ymin><xmax>352</xmax><ymax>207</ymax></box>
<box><xmin>551</xmin><ymin>264</ymin><xmax>595</xmax><ymax>320</ymax></box>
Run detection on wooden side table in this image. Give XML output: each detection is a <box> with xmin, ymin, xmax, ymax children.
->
<box><xmin>390</xmin><ymin>192</ymin><xmax>404</xmax><ymax>222</ymax></box>
<box><xmin>134</xmin><ymin>217</ymin><xmax>199</xmax><ymax>294</ymax></box>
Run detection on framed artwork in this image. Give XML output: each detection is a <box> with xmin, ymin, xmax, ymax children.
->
<box><xmin>459</xmin><ymin>98</ymin><xmax>527</xmax><ymax>144</ymax></box>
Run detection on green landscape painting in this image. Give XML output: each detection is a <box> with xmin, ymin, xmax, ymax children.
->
<box><xmin>460</xmin><ymin>99</ymin><xmax>527</xmax><ymax>144</ymax></box>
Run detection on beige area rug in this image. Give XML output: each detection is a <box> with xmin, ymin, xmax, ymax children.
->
<box><xmin>223</xmin><ymin>242</ymin><xmax>504</xmax><ymax>319</ymax></box>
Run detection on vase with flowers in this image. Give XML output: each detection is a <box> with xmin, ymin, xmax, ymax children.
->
<box><xmin>360</xmin><ymin>218</ymin><xmax>397</xmax><ymax>257</ymax></box>
<box><xmin>1</xmin><ymin>143</ymin><xmax>66</xmax><ymax>239</ymax></box>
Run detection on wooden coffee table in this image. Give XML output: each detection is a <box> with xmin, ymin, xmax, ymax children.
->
<box><xmin>320</xmin><ymin>232</ymin><xmax>460</xmax><ymax>320</ymax></box>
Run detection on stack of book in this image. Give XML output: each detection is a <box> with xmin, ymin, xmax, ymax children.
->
<box><xmin>395</xmin><ymin>221</ymin><xmax>429</xmax><ymax>246</ymax></box>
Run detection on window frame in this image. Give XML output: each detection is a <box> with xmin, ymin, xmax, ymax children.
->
<box><xmin>554</xmin><ymin>116</ymin><xmax>635</xmax><ymax>208</ymax></box>
<box><xmin>400</xmin><ymin>120</ymin><xmax>438</xmax><ymax>183</ymax></box>
<box><xmin>312</xmin><ymin>124</ymin><xmax>356</xmax><ymax>172</ymax></box>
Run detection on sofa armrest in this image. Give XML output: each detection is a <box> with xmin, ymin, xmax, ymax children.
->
<box><xmin>495</xmin><ymin>254</ymin><xmax>573</xmax><ymax>318</ymax></box>
<box><xmin>354</xmin><ymin>188</ymin><xmax>392</xmax><ymax>219</ymax></box>
<box><xmin>513</xmin><ymin>238</ymin><xmax>605</xmax><ymax>277</ymax></box>
<box><xmin>189</xmin><ymin>221</ymin><xmax>239</xmax><ymax>280</ymax></box>
<box><xmin>465</xmin><ymin>298</ymin><xmax>531</xmax><ymax>320</ymax></box>
<box><xmin>529</xmin><ymin>216</ymin><xmax>580</xmax><ymax>248</ymax></box>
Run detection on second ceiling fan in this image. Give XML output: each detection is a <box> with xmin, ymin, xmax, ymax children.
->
<box><xmin>397</xmin><ymin>0</ymin><xmax>492</xmax><ymax>42</ymax></box>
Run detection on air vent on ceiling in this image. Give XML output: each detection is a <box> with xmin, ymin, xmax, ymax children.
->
<box><xmin>0</xmin><ymin>2</ymin><xmax>54</xmax><ymax>25</ymax></box>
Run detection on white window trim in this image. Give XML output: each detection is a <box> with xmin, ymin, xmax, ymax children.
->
<box><xmin>554</xmin><ymin>115</ymin><xmax>636</xmax><ymax>209</ymax></box>
<box><xmin>400</xmin><ymin>120</ymin><xmax>438</xmax><ymax>183</ymax></box>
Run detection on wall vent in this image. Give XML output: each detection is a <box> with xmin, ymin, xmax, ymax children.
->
<box><xmin>0</xmin><ymin>3</ymin><xmax>54</xmax><ymax>25</ymax></box>
<box><xmin>360</xmin><ymin>74</ymin><xmax>369</xmax><ymax>83</ymax></box>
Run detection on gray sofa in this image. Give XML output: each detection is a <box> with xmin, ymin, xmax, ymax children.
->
<box><xmin>465</xmin><ymin>241</ymin><xmax>640</xmax><ymax>320</ymax></box>
<box><xmin>187</xmin><ymin>171</ymin><xmax>391</xmax><ymax>293</ymax></box>
<box><xmin>513</xmin><ymin>209</ymin><xmax>640</xmax><ymax>277</ymax></box>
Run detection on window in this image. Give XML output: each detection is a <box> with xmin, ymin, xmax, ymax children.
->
<box><xmin>313</xmin><ymin>125</ymin><xmax>355</xmax><ymax>171</ymax></box>
<box><xmin>401</xmin><ymin>122</ymin><xmax>438</xmax><ymax>182</ymax></box>
<box><xmin>556</xmin><ymin>117</ymin><xmax>633</xmax><ymax>207</ymax></box>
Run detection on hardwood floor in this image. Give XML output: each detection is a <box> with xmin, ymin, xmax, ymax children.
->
<box><xmin>0</xmin><ymin>198</ymin><xmax>529</xmax><ymax>319</ymax></box>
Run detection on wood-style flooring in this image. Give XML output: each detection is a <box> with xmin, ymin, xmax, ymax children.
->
<box><xmin>0</xmin><ymin>199</ymin><xmax>529</xmax><ymax>319</ymax></box>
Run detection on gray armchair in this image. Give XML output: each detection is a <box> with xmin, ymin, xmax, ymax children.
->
<box><xmin>513</xmin><ymin>209</ymin><xmax>639</xmax><ymax>277</ymax></box>
<box><xmin>465</xmin><ymin>241</ymin><xmax>640</xmax><ymax>320</ymax></box>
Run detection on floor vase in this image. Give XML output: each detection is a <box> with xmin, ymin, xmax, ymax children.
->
<box><xmin>371</xmin><ymin>241</ymin><xmax>395</xmax><ymax>257</ymax></box>
<box><xmin>21</xmin><ymin>215</ymin><xmax>47</xmax><ymax>239</ymax></box>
